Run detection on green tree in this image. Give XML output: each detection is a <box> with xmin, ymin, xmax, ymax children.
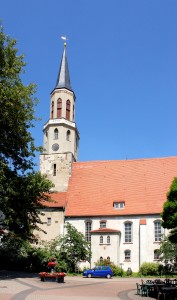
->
<box><xmin>0</xmin><ymin>24</ymin><xmax>53</xmax><ymax>241</ymax></box>
<box><xmin>0</xmin><ymin>24</ymin><xmax>39</xmax><ymax>172</ymax></box>
<box><xmin>161</xmin><ymin>177</ymin><xmax>177</xmax><ymax>243</ymax></box>
<box><xmin>0</xmin><ymin>166</ymin><xmax>53</xmax><ymax>240</ymax></box>
<box><xmin>158</xmin><ymin>236</ymin><xmax>177</xmax><ymax>272</ymax></box>
<box><xmin>58</xmin><ymin>223</ymin><xmax>91</xmax><ymax>272</ymax></box>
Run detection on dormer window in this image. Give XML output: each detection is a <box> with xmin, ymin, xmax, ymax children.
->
<box><xmin>113</xmin><ymin>201</ymin><xmax>125</xmax><ymax>209</ymax></box>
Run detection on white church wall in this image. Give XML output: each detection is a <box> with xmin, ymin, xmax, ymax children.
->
<box><xmin>65</xmin><ymin>214</ymin><xmax>163</xmax><ymax>272</ymax></box>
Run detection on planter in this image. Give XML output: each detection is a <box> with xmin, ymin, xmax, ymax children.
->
<box><xmin>38</xmin><ymin>272</ymin><xmax>66</xmax><ymax>283</ymax></box>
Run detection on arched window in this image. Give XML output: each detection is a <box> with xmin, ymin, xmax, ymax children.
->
<box><xmin>66</xmin><ymin>100</ymin><xmax>70</xmax><ymax>120</ymax></box>
<box><xmin>54</xmin><ymin>128</ymin><xmax>58</xmax><ymax>139</ymax></box>
<box><xmin>124</xmin><ymin>222</ymin><xmax>132</xmax><ymax>243</ymax></box>
<box><xmin>100</xmin><ymin>236</ymin><xmax>103</xmax><ymax>244</ymax></box>
<box><xmin>100</xmin><ymin>256</ymin><xmax>103</xmax><ymax>263</ymax></box>
<box><xmin>107</xmin><ymin>236</ymin><xmax>110</xmax><ymax>244</ymax></box>
<box><xmin>154</xmin><ymin>249</ymin><xmax>160</xmax><ymax>260</ymax></box>
<box><xmin>57</xmin><ymin>98</ymin><xmax>62</xmax><ymax>118</ymax></box>
<box><xmin>124</xmin><ymin>250</ymin><xmax>131</xmax><ymax>261</ymax></box>
<box><xmin>107</xmin><ymin>256</ymin><xmax>110</xmax><ymax>262</ymax></box>
<box><xmin>66</xmin><ymin>130</ymin><xmax>71</xmax><ymax>141</ymax></box>
<box><xmin>51</xmin><ymin>101</ymin><xmax>54</xmax><ymax>119</ymax></box>
<box><xmin>100</xmin><ymin>220</ymin><xmax>106</xmax><ymax>228</ymax></box>
<box><xmin>154</xmin><ymin>220</ymin><xmax>162</xmax><ymax>241</ymax></box>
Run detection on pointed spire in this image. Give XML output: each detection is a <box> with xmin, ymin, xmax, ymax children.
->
<box><xmin>55</xmin><ymin>43</ymin><xmax>72</xmax><ymax>91</ymax></box>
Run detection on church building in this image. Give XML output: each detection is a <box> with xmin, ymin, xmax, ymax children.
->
<box><xmin>38</xmin><ymin>43</ymin><xmax>177</xmax><ymax>272</ymax></box>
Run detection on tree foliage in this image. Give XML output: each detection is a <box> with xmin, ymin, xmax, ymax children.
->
<box><xmin>0</xmin><ymin>23</ymin><xmax>53</xmax><ymax>242</ymax></box>
<box><xmin>0</xmin><ymin>24</ymin><xmax>40</xmax><ymax>172</ymax></box>
<box><xmin>158</xmin><ymin>236</ymin><xmax>177</xmax><ymax>272</ymax></box>
<box><xmin>57</xmin><ymin>223</ymin><xmax>91</xmax><ymax>272</ymax></box>
<box><xmin>161</xmin><ymin>177</ymin><xmax>177</xmax><ymax>243</ymax></box>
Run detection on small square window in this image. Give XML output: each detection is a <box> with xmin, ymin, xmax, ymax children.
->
<box><xmin>125</xmin><ymin>250</ymin><xmax>131</xmax><ymax>261</ymax></box>
<box><xmin>100</xmin><ymin>221</ymin><xmax>106</xmax><ymax>228</ymax></box>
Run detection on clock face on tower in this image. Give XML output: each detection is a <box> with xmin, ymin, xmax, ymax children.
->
<box><xmin>52</xmin><ymin>143</ymin><xmax>59</xmax><ymax>151</ymax></box>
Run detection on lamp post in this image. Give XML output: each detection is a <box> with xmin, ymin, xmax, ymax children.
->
<box><xmin>120</xmin><ymin>263</ymin><xmax>123</xmax><ymax>277</ymax></box>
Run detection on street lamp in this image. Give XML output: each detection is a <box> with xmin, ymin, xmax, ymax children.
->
<box><xmin>120</xmin><ymin>263</ymin><xmax>123</xmax><ymax>277</ymax></box>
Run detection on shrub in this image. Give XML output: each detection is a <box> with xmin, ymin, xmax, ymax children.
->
<box><xmin>139</xmin><ymin>262</ymin><xmax>159</xmax><ymax>276</ymax></box>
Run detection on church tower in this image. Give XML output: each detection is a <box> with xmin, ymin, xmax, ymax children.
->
<box><xmin>40</xmin><ymin>43</ymin><xmax>79</xmax><ymax>191</ymax></box>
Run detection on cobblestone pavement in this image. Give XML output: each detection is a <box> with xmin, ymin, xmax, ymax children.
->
<box><xmin>0</xmin><ymin>271</ymin><xmax>147</xmax><ymax>300</ymax></box>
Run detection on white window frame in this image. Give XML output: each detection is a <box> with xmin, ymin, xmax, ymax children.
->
<box><xmin>47</xmin><ymin>217</ymin><xmax>51</xmax><ymax>225</ymax></box>
<box><xmin>124</xmin><ymin>222</ymin><xmax>132</xmax><ymax>243</ymax></box>
<box><xmin>114</xmin><ymin>202</ymin><xmax>125</xmax><ymax>209</ymax></box>
<box><xmin>154</xmin><ymin>220</ymin><xmax>162</xmax><ymax>242</ymax></box>
<box><xmin>124</xmin><ymin>250</ymin><xmax>131</xmax><ymax>261</ymax></box>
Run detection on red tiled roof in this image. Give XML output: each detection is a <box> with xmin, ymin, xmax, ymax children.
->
<box><xmin>91</xmin><ymin>228</ymin><xmax>120</xmax><ymax>233</ymax></box>
<box><xmin>41</xmin><ymin>192</ymin><xmax>66</xmax><ymax>208</ymax></box>
<box><xmin>65</xmin><ymin>157</ymin><xmax>177</xmax><ymax>217</ymax></box>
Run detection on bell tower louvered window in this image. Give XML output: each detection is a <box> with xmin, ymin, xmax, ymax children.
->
<box><xmin>57</xmin><ymin>98</ymin><xmax>62</xmax><ymax>118</ymax></box>
<box><xmin>51</xmin><ymin>101</ymin><xmax>54</xmax><ymax>119</ymax></box>
<box><xmin>66</xmin><ymin>100</ymin><xmax>70</xmax><ymax>120</ymax></box>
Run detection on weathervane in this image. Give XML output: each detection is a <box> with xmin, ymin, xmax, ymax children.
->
<box><xmin>61</xmin><ymin>36</ymin><xmax>68</xmax><ymax>46</ymax></box>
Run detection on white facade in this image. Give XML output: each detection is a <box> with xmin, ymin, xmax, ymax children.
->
<box><xmin>65</xmin><ymin>215</ymin><xmax>164</xmax><ymax>272</ymax></box>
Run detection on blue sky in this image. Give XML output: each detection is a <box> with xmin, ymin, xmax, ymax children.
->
<box><xmin>1</xmin><ymin>0</ymin><xmax>177</xmax><ymax>169</ymax></box>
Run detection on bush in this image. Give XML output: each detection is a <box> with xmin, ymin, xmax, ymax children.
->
<box><xmin>139</xmin><ymin>262</ymin><xmax>159</xmax><ymax>276</ymax></box>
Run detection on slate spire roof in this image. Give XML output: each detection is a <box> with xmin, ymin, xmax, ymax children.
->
<box><xmin>55</xmin><ymin>43</ymin><xmax>72</xmax><ymax>91</ymax></box>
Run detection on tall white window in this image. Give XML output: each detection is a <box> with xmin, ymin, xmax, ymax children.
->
<box><xmin>100</xmin><ymin>236</ymin><xmax>103</xmax><ymax>244</ymax></box>
<box><xmin>85</xmin><ymin>220</ymin><xmax>92</xmax><ymax>242</ymax></box>
<box><xmin>154</xmin><ymin>220</ymin><xmax>162</xmax><ymax>241</ymax></box>
<box><xmin>107</xmin><ymin>236</ymin><xmax>110</xmax><ymax>244</ymax></box>
<box><xmin>124</xmin><ymin>222</ymin><xmax>132</xmax><ymax>243</ymax></box>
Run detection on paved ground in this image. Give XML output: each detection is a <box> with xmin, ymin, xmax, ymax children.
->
<box><xmin>0</xmin><ymin>271</ymin><xmax>150</xmax><ymax>300</ymax></box>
